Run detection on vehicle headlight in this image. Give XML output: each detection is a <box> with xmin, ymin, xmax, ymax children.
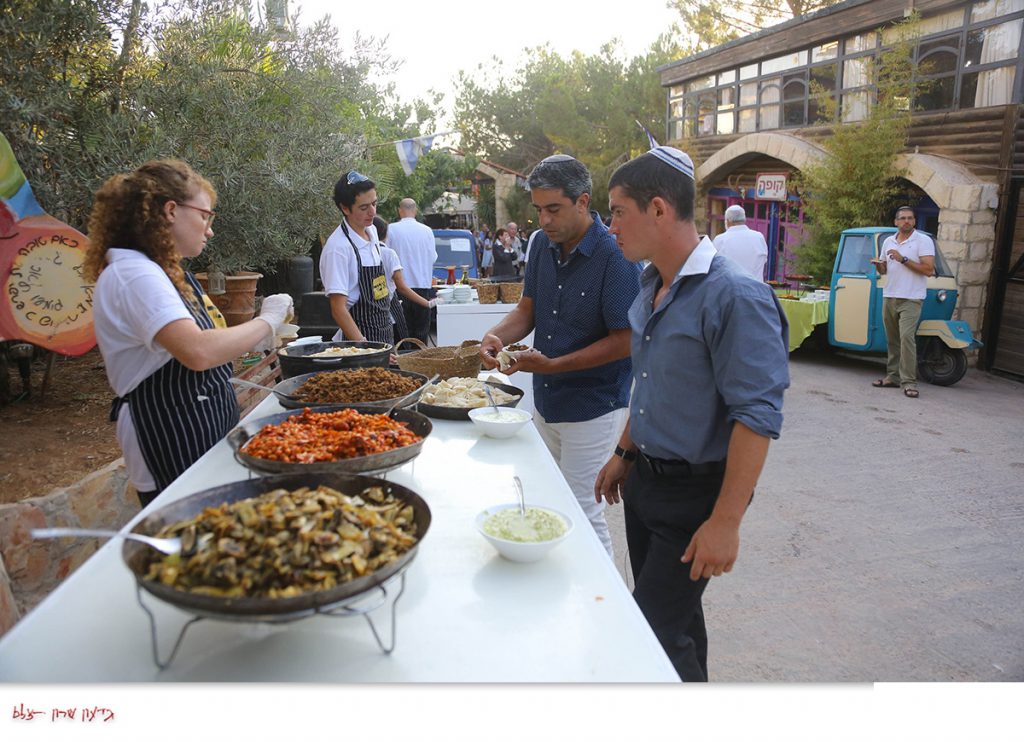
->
<box><xmin>936</xmin><ymin>289</ymin><xmax>948</xmax><ymax>302</ymax></box>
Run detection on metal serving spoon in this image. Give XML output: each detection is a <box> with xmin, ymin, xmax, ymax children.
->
<box><xmin>513</xmin><ymin>475</ymin><xmax>527</xmax><ymax>520</ymax></box>
<box><xmin>229</xmin><ymin>376</ymin><xmax>303</xmax><ymax>403</ymax></box>
<box><xmin>483</xmin><ymin>383</ymin><xmax>501</xmax><ymax>416</ymax></box>
<box><xmin>31</xmin><ymin>527</ymin><xmax>182</xmax><ymax>555</ymax></box>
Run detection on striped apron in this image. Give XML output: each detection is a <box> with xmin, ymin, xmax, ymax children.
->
<box><xmin>344</xmin><ymin>225</ymin><xmax>393</xmax><ymax>345</ymax></box>
<box><xmin>109</xmin><ymin>272</ymin><xmax>239</xmax><ymax>495</ymax></box>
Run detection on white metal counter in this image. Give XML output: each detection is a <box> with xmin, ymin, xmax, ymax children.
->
<box><xmin>0</xmin><ymin>393</ymin><xmax>677</xmax><ymax>682</ymax></box>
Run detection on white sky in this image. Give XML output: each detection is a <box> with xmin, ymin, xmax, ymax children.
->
<box><xmin>294</xmin><ymin>0</ymin><xmax>682</xmax><ymax>120</ymax></box>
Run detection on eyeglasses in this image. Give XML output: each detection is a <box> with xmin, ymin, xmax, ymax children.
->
<box><xmin>346</xmin><ymin>170</ymin><xmax>370</xmax><ymax>185</ymax></box>
<box><xmin>179</xmin><ymin>202</ymin><xmax>216</xmax><ymax>227</ymax></box>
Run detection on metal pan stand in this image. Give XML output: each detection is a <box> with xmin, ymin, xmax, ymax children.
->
<box><xmin>134</xmin><ymin>570</ymin><xmax>409</xmax><ymax>671</ymax></box>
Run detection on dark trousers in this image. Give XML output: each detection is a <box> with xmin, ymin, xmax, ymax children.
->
<box><xmin>624</xmin><ymin>458</ymin><xmax>724</xmax><ymax>682</ymax></box>
<box><xmin>402</xmin><ymin>288</ymin><xmax>434</xmax><ymax>344</ymax></box>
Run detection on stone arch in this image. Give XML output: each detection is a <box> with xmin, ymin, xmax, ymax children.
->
<box><xmin>697</xmin><ymin>132</ymin><xmax>827</xmax><ymax>186</ymax></box>
<box><xmin>893</xmin><ymin>153</ymin><xmax>997</xmax><ymax>211</ymax></box>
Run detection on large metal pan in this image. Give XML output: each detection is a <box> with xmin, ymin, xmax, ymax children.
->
<box><xmin>226</xmin><ymin>406</ymin><xmax>432</xmax><ymax>475</ymax></box>
<box><xmin>122</xmin><ymin>472</ymin><xmax>431</xmax><ymax>619</ymax></box>
<box><xmin>416</xmin><ymin>381</ymin><xmax>524</xmax><ymax>421</ymax></box>
<box><xmin>276</xmin><ymin>340</ymin><xmax>392</xmax><ymax>379</ymax></box>
<box><xmin>272</xmin><ymin>369</ymin><xmax>429</xmax><ymax>411</ymax></box>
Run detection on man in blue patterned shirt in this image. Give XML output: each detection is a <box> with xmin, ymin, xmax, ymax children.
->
<box><xmin>480</xmin><ymin>155</ymin><xmax>641</xmax><ymax>557</ymax></box>
<box><xmin>595</xmin><ymin>146</ymin><xmax>789</xmax><ymax>681</ymax></box>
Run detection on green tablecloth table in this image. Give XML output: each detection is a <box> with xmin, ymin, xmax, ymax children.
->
<box><xmin>777</xmin><ymin>297</ymin><xmax>829</xmax><ymax>352</ymax></box>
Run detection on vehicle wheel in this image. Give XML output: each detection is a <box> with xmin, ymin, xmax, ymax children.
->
<box><xmin>917</xmin><ymin>338</ymin><xmax>967</xmax><ymax>386</ymax></box>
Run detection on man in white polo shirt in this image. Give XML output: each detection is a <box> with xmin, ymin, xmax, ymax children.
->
<box><xmin>712</xmin><ymin>204</ymin><xmax>768</xmax><ymax>281</ymax></box>
<box><xmin>388</xmin><ymin>198</ymin><xmax>437</xmax><ymax>342</ymax></box>
<box><xmin>871</xmin><ymin>205</ymin><xmax>935</xmax><ymax>398</ymax></box>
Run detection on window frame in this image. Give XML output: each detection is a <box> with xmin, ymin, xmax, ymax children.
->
<box><xmin>665</xmin><ymin>1</ymin><xmax>1024</xmax><ymax>139</ymax></box>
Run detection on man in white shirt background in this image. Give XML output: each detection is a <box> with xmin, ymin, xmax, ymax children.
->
<box><xmin>507</xmin><ymin>221</ymin><xmax>525</xmax><ymax>274</ymax></box>
<box><xmin>388</xmin><ymin>198</ymin><xmax>437</xmax><ymax>342</ymax></box>
<box><xmin>712</xmin><ymin>204</ymin><xmax>768</xmax><ymax>281</ymax></box>
<box><xmin>870</xmin><ymin>205</ymin><xmax>935</xmax><ymax>398</ymax></box>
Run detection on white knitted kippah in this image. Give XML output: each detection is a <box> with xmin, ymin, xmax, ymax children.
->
<box><xmin>647</xmin><ymin>146</ymin><xmax>695</xmax><ymax>180</ymax></box>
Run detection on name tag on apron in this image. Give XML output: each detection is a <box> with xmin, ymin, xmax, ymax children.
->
<box><xmin>371</xmin><ymin>273</ymin><xmax>389</xmax><ymax>301</ymax></box>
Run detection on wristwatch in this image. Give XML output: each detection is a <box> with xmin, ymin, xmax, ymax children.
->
<box><xmin>614</xmin><ymin>445</ymin><xmax>637</xmax><ymax>462</ymax></box>
<box><xmin>901</xmin><ymin>256</ymin><xmax>909</xmax><ymax>264</ymax></box>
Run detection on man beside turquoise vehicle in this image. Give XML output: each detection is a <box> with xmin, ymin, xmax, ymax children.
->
<box><xmin>825</xmin><ymin>221</ymin><xmax>981</xmax><ymax>387</ymax></box>
<box><xmin>869</xmin><ymin>206</ymin><xmax>935</xmax><ymax>398</ymax></box>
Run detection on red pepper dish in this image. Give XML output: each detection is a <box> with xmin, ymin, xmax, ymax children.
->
<box><xmin>242</xmin><ymin>408</ymin><xmax>422</xmax><ymax>464</ymax></box>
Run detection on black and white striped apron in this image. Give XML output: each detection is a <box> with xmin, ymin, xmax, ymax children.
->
<box><xmin>344</xmin><ymin>223</ymin><xmax>393</xmax><ymax>345</ymax></box>
<box><xmin>109</xmin><ymin>272</ymin><xmax>239</xmax><ymax>494</ymax></box>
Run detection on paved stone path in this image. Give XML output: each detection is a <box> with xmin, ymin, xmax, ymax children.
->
<box><xmin>604</xmin><ymin>346</ymin><xmax>1024</xmax><ymax>681</ymax></box>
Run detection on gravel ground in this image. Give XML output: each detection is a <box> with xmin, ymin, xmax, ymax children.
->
<box><xmin>603</xmin><ymin>346</ymin><xmax>1024</xmax><ymax>682</ymax></box>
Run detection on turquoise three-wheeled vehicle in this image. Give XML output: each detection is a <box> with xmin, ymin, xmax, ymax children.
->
<box><xmin>828</xmin><ymin>227</ymin><xmax>982</xmax><ymax>386</ymax></box>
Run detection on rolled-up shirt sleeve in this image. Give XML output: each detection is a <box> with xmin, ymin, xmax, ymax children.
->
<box><xmin>709</xmin><ymin>289</ymin><xmax>790</xmax><ymax>439</ymax></box>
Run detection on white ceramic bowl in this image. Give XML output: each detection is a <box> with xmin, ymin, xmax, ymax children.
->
<box><xmin>436</xmin><ymin>287</ymin><xmax>455</xmax><ymax>302</ymax></box>
<box><xmin>467</xmin><ymin>406</ymin><xmax>533</xmax><ymax>438</ymax></box>
<box><xmin>475</xmin><ymin>504</ymin><xmax>574</xmax><ymax>563</ymax></box>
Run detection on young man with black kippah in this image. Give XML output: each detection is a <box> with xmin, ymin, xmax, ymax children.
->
<box><xmin>595</xmin><ymin>146</ymin><xmax>789</xmax><ymax>681</ymax></box>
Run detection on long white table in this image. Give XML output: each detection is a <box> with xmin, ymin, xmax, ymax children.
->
<box><xmin>0</xmin><ymin>394</ymin><xmax>677</xmax><ymax>682</ymax></box>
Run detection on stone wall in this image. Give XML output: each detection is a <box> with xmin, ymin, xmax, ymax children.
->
<box><xmin>0</xmin><ymin>458</ymin><xmax>138</xmax><ymax>637</ymax></box>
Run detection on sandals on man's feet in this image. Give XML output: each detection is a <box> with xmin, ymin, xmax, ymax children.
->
<box><xmin>903</xmin><ymin>387</ymin><xmax>919</xmax><ymax>398</ymax></box>
<box><xmin>872</xmin><ymin>379</ymin><xmax>899</xmax><ymax>388</ymax></box>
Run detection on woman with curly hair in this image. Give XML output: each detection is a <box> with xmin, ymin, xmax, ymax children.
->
<box><xmin>85</xmin><ymin>159</ymin><xmax>293</xmax><ymax>506</ymax></box>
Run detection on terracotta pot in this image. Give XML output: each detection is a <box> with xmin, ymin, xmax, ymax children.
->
<box><xmin>195</xmin><ymin>271</ymin><xmax>263</xmax><ymax>326</ymax></box>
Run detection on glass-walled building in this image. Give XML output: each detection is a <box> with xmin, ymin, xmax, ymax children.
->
<box><xmin>658</xmin><ymin>0</ymin><xmax>1024</xmax><ymax>377</ymax></box>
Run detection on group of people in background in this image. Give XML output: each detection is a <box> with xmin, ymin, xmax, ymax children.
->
<box><xmin>475</xmin><ymin>222</ymin><xmax>531</xmax><ymax>279</ymax></box>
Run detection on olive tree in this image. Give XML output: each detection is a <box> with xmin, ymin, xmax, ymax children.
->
<box><xmin>1</xmin><ymin>0</ymin><xmax>417</xmax><ymax>273</ymax></box>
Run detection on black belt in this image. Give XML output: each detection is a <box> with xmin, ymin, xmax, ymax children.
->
<box><xmin>637</xmin><ymin>452</ymin><xmax>726</xmax><ymax>478</ymax></box>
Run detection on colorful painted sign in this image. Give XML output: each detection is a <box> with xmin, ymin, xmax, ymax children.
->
<box><xmin>755</xmin><ymin>172</ymin><xmax>788</xmax><ymax>202</ymax></box>
<box><xmin>0</xmin><ymin>134</ymin><xmax>95</xmax><ymax>355</ymax></box>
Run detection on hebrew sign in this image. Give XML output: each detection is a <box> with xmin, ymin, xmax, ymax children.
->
<box><xmin>0</xmin><ymin>133</ymin><xmax>95</xmax><ymax>355</ymax></box>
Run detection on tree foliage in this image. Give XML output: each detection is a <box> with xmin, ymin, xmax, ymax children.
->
<box><xmin>452</xmin><ymin>34</ymin><xmax>685</xmax><ymax>216</ymax></box>
<box><xmin>795</xmin><ymin>17</ymin><xmax>922</xmax><ymax>279</ymax></box>
<box><xmin>0</xmin><ymin>0</ymin><xmax>451</xmax><ymax>273</ymax></box>
<box><xmin>668</xmin><ymin>0</ymin><xmax>843</xmax><ymax>48</ymax></box>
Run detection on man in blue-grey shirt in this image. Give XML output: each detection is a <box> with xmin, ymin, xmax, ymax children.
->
<box><xmin>481</xmin><ymin>155</ymin><xmax>641</xmax><ymax>557</ymax></box>
<box><xmin>595</xmin><ymin>146</ymin><xmax>789</xmax><ymax>681</ymax></box>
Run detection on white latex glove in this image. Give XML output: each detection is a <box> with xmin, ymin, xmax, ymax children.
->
<box><xmin>428</xmin><ymin>298</ymin><xmax>441</xmax><ymax>308</ymax></box>
<box><xmin>256</xmin><ymin>293</ymin><xmax>293</xmax><ymax>334</ymax></box>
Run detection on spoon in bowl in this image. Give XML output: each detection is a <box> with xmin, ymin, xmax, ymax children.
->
<box><xmin>31</xmin><ymin>527</ymin><xmax>182</xmax><ymax>555</ymax></box>
<box><xmin>513</xmin><ymin>475</ymin><xmax>526</xmax><ymax>519</ymax></box>
<box><xmin>483</xmin><ymin>383</ymin><xmax>501</xmax><ymax>416</ymax></box>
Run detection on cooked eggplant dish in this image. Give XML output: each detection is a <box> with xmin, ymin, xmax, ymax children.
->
<box><xmin>143</xmin><ymin>485</ymin><xmax>419</xmax><ymax>599</ymax></box>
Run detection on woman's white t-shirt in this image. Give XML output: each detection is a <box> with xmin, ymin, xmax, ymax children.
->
<box><xmin>93</xmin><ymin>249</ymin><xmax>194</xmax><ymax>490</ymax></box>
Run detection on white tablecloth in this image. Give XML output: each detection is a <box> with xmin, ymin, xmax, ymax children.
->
<box><xmin>0</xmin><ymin>394</ymin><xmax>677</xmax><ymax>682</ymax></box>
